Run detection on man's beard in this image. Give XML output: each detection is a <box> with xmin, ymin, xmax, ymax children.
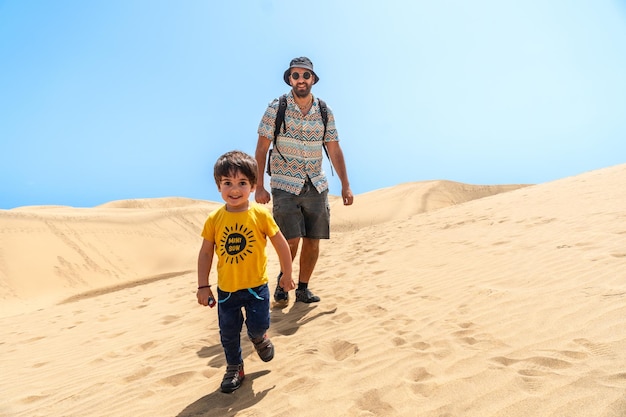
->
<box><xmin>293</xmin><ymin>84</ymin><xmax>311</xmax><ymax>98</ymax></box>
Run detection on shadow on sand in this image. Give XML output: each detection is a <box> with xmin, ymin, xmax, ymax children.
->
<box><xmin>176</xmin><ymin>370</ymin><xmax>273</xmax><ymax>417</ymax></box>
<box><xmin>179</xmin><ymin>300</ymin><xmax>336</xmax><ymax>416</ymax></box>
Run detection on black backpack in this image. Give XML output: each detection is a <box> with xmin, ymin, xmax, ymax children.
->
<box><xmin>266</xmin><ymin>94</ymin><xmax>331</xmax><ymax>175</ymax></box>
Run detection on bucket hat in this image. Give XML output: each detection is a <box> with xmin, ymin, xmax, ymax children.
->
<box><xmin>283</xmin><ymin>57</ymin><xmax>320</xmax><ymax>85</ymax></box>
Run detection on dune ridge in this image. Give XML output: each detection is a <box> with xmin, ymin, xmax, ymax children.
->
<box><xmin>1</xmin><ymin>165</ymin><xmax>625</xmax><ymax>417</ymax></box>
<box><xmin>0</xmin><ymin>181</ymin><xmax>522</xmax><ymax>313</ymax></box>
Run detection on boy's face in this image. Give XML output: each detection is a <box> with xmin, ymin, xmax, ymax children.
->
<box><xmin>217</xmin><ymin>171</ymin><xmax>256</xmax><ymax>212</ymax></box>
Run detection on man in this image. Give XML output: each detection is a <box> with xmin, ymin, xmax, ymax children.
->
<box><xmin>255</xmin><ymin>56</ymin><xmax>353</xmax><ymax>304</ymax></box>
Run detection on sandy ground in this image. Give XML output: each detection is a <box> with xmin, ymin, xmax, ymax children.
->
<box><xmin>1</xmin><ymin>166</ymin><xmax>625</xmax><ymax>416</ymax></box>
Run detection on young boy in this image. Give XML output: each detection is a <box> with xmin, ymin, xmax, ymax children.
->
<box><xmin>197</xmin><ymin>150</ymin><xmax>295</xmax><ymax>393</ymax></box>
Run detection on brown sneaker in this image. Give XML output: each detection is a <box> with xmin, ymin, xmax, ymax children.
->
<box><xmin>251</xmin><ymin>334</ymin><xmax>275</xmax><ymax>362</ymax></box>
<box><xmin>220</xmin><ymin>363</ymin><xmax>244</xmax><ymax>393</ymax></box>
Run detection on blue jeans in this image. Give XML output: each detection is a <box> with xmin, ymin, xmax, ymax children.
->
<box><xmin>217</xmin><ymin>284</ymin><xmax>270</xmax><ymax>365</ymax></box>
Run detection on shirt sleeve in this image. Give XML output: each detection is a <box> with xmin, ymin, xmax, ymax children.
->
<box><xmin>257</xmin><ymin>98</ymin><xmax>279</xmax><ymax>140</ymax></box>
<box><xmin>323</xmin><ymin>104</ymin><xmax>339</xmax><ymax>143</ymax></box>
<box><xmin>201</xmin><ymin>218</ymin><xmax>215</xmax><ymax>242</ymax></box>
<box><xmin>262</xmin><ymin>207</ymin><xmax>280</xmax><ymax>238</ymax></box>
<box><xmin>200</xmin><ymin>207</ymin><xmax>221</xmax><ymax>242</ymax></box>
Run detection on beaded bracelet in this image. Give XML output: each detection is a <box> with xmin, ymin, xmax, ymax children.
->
<box><xmin>197</xmin><ymin>285</ymin><xmax>211</xmax><ymax>289</ymax></box>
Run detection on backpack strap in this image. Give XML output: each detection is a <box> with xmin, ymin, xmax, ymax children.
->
<box><xmin>318</xmin><ymin>98</ymin><xmax>328</xmax><ymax>140</ymax></box>
<box><xmin>266</xmin><ymin>95</ymin><xmax>288</xmax><ymax>175</ymax></box>
<box><xmin>317</xmin><ymin>98</ymin><xmax>333</xmax><ymax>175</ymax></box>
<box><xmin>273</xmin><ymin>94</ymin><xmax>288</xmax><ymax>147</ymax></box>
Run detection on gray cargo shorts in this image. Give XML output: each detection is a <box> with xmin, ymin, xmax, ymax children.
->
<box><xmin>271</xmin><ymin>179</ymin><xmax>330</xmax><ymax>240</ymax></box>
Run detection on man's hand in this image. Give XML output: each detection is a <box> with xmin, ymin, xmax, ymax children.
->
<box><xmin>342</xmin><ymin>187</ymin><xmax>354</xmax><ymax>206</ymax></box>
<box><xmin>255</xmin><ymin>186</ymin><xmax>271</xmax><ymax>204</ymax></box>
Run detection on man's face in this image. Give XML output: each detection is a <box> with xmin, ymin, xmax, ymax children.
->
<box><xmin>289</xmin><ymin>67</ymin><xmax>314</xmax><ymax>98</ymax></box>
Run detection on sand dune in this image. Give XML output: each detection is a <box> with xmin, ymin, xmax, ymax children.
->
<box><xmin>1</xmin><ymin>166</ymin><xmax>625</xmax><ymax>416</ymax></box>
<box><xmin>0</xmin><ymin>200</ymin><xmax>219</xmax><ymax>315</ymax></box>
<box><xmin>328</xmin><ymin>180</ymin><xmax>529</xmax><ymax>231</ymax></box>
<box><xmin>0</xmin><ymin>182</ymin><xmax>523</xmax><ymax>313</ymax></box>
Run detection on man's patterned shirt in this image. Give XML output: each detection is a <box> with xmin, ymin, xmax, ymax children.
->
<box><xmin>258</xmin><ymin>91</ymin><xmax>338</xmax><ymax>195</ymax></box>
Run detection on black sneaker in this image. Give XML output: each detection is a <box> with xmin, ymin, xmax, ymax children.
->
<box><xmin>220</xmin><ymin>363</ymin><xmax>244</xmax><ymax>393</ymax></box>
<box><xmin>295</xmin><ymin>288</ymin><xmax>320</xmax><ymax>303</ymax></box>
<box><xmin>273</xmin><ymin>272</ymin><xmax>289</xmax><ymax>302</ymax></box>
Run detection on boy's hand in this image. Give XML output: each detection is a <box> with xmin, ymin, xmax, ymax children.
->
<box><xmin>279</xmin><ymin>274</ymin><xmax>296</xmax><ymax>292</ymax></box>
<box><xmin>197</xmin><ymin>287</ymin><xmax>216</xmax><ymax>307</ymax></box>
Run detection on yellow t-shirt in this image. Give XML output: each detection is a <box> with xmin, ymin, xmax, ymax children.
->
<box><xmin>201</xmin><ymin>203</ymin><xmax>280</xmax><ymax>292</ymax></box>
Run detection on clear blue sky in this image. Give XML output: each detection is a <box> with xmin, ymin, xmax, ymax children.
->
<box><xmin>1</xmin><ymin>0</ymin><xmax>625</xmax><ymax>209</ymax></box>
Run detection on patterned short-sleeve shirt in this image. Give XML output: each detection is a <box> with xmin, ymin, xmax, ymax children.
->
<box><xmin>257</xmin><ymin>91</ymin><xmax>339</xmax><ymax>195</ymax></box>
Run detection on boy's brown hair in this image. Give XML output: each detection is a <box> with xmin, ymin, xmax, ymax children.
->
<box><xmin>213</xmin><ymin>150</ymin><xmax>258</xmax><ymax>187</ymax></box>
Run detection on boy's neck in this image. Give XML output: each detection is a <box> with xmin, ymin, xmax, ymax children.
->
<box><xmin>225</xmin><ymin>201</ymin><xmax>250</xmax><ymax>212</ymax></box>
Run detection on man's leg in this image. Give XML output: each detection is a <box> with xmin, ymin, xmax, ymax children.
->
<box><xmin>298</xmin><ymin>237</ymin><xmax>319</xmax><ymax>284</ymax></box>
<box><xmin>295</xmin><ymin>238</ymin><xmax>321</xmax><ymax>303</ymax></box>
<box><xmin>287</xmin><ymin>237</ymin><xmax>301</xmax><ymax>261</ymax></box>
<box><xmin>293</xmin><ymin>181</ymin><xmax>327</xmax><ymax>304</ymax></box>
<box><xmin>273</xmin><ymin>237</ymin><xmax>300</xmax><ymax>303</ymax></box>
<box><xmin>271</xmin><ymin>188</ymin><xmax>304</xmax><ymax>303</ymax></box>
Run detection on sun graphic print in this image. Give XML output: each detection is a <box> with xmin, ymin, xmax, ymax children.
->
<box><xmin>218</xmin><ymin>223</ymin><xmax>256</xmax><ymax>264</ymax></box>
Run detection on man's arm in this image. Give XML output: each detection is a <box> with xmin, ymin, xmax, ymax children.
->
<box><xmin>325</xmin><ymin>141</ymin><xmax>354</xmax><ymax>205</ymax></box>
<box><xmin>255</xmin><ymin>136</ymin><xmax>271</xmax><ymax>204</ymax></box>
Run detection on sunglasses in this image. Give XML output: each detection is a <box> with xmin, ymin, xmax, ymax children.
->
<box><xmin>290</xmin><ymin>71</ymin><xmax>312</xmax><ymax>80</ymax></box>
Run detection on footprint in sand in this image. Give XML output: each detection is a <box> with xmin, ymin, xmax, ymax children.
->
<box><xmin>283</xmin><ymin>376</ymin><xmax>319</xmax><ymax>394</ymax></box>
<box><xmin>551</xmin><ymin>349</ymin><xmax>588</xmax><ymax>360</ymax></box>
<box><xmin>409</xmin><ymin>366</ymin><xmax>433</xmax><ymax>382</ymax></box>
<box><xmin>367</xmin><ymin>304</ymin><xmax>388</xmax><ymax>317</ymax></box>
<box><xmin>490</xmin><ymin>356</ymin><xmax>519</xmax><ymax>367</ymax></box>
<box><xmin>321</xmin><ymin>339</ymin><xmax>359</xmax><ymax>361</ymax></box>
<box><xmin>491</xmin><ymin>355</ymin><xmax>572</xmax><ymax>370</ymax></box>
<box><xmin>124</xmin><ymin>366</ymin><xmax>155</xmax><ymax>382</ymax></box>
<box><xmin>392</xmin><ymin>336</ymin><xmax>407</xmax><ymax>346</ymax></box>
<box><xmin>161</xmin><ymin>315</ymin><xmax>180</xmax><ymax>325</ymax></box>
<box><xmin>532</xmin><ymin>356</ymin><xmax>573</xmax><ymax>369</ymax></box>
<box><xmin>406</xmin><ymin>285</ymin><xmax>423</xmax><ymax>295</ymax></box>
<box><xmin>331</xmin><ymin>312</ymin><xmax>353</xmax><ymax>324</ymax></box>
<box><xmin>353</xmin><ymin>389</ymin><xmax>395</xmax><ymax>415</ymax></box>
<box><xmin>490</xmin><ymin>354</ymin><xmax>573</xmax><ymax>394</ymax></box>
<box><xmin>516</xmin><ymin>369</ymin><xmax>546</xmax><ymax>393</ymax></box>
<box><xmin>574</xmin><ymin>338</ymin><xmax>614</xmax><ymax>356</ymax></box>
<box><xmin>158</xmin><ymin>371</ymin><xmax>197</xmax><ymax>387</ymax></box>
<box><xmin>139</xmin><ymin>341</ymin><xmax>158</xmax><ymax>351</ymax></box>
<box><xmin>408</xmin><ymin>367</ymin><xmax>438</xmax><ymax>397</ymax></box>
<box><xmin>381</xmin><ymin>316</ymin><xmax>413</xmax><ymax>331</ymax></box>
<box><xmin>412</xmin><ymin>341</ymin><xmax>431</xmax><ymax>351</ymax></box>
